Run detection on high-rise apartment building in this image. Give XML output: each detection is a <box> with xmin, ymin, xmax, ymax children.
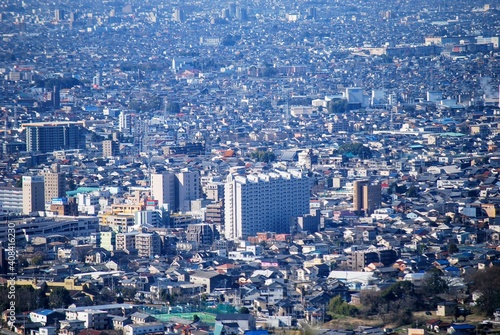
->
<box><xmin>23</xmin><ymin>122</ymin><xmax>83</xmax><ymax>153</ymax></box>
<box><xmin>224</xmin><ymin>170</ymin><xmax>310</xmax><ymax>240</ymax></box>
<box><xmin>353</xmin><ymin>180</ymin><xmax>381</xmax><ymax>215</ymax></box>
<box><xmin>151</xmin><ymin>170</ymin><xmax>200</xmax><ymax>212</ymax></box>
<box><xmin>118</xmin><ymin>111</ymin><xmax>132</xmax><ymax>134</ymax></box>
<box><xmin>22</xmin><ymin>176</ymin><xmax>45</xmax><ymax>215</ymax></box>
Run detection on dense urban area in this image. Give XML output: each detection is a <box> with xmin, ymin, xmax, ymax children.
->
<box><xmin>0</xmin><ymin>1</ymin><xmax>499</xmax><ymax>335</ymax></box>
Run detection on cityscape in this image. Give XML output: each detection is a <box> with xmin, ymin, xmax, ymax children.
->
<box><xmin>0</xmin><ymin>0</ymin><xmax>499</xmax><ymax>335</ymax></box>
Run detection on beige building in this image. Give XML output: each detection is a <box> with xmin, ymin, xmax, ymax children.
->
<box><xmin>42</xmin><ymin>171</ymin><xmax>66</xmax><ymax>204</ymax></box>
<box><xmin>116</xmin><ymin>231</ymin><xmax>139</xmax><ymax>253</ymax></box>
<box><xmin>135</xmin><ymin>232</ymin><xmax>161</xmax><ymax>257</ymax></box>
<box><xmin>22</xmin><ymin>176</ymin><xmax>45</xmax><ymax>215</ymax></box>
<box><xmin>102</xmin><ymin>140</ymin><xmax>119</xmax><ymax>157</ymax></box>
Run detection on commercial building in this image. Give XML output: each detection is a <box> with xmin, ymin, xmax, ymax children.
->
<box><xmin>224</xmin><ymin>170</ymin><xmax>310</xmax><ymax>240</ymax></box>
<box><xmin>23</xmin><ymin>122</ymin><xmax>83</xmax><ymax>153</ymax></box>
<box><xmin>42</xmin><ymin>171</ymin><xmax>66</xmax><ymax>204</ymax></box>
<box><xmin>22</xmin><ymin>176</ymin><xmax>45</xmax><ymax>215</ymax></box>
<box><xmin>353</xmin><ymin>180</ymin><xmax>381</xmax><ymax>215</ymax></box>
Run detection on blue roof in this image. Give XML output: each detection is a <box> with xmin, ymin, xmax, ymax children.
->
<box><xmin>245</xmin><ymin>331</ymin><xmax>269</xmax><ymax>335</ymax></box>
<box><xmin>34</xmin><ymin>309</ymin><xmax>57</xmax><ymax>316</ymax></box>
<box><xmin>435</xmin><ymin>259</ymin><xmax>449</xmax><ymax>265</ymax></box>
<box><xmin>451</xmin><ymin>324</ymin><xmax>475</xmax><ymax>330</ymax></box>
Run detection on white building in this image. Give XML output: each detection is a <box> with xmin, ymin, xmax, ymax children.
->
<box><xmin>224</xmin><ymin>170</ymin><xmax>310</xmax><ymax>240</ymax></box>
<box><xmin>150</xmin><ymin>170</ymin><xmax>200</xmax><ymax>212</ymax></box>
<box><xmin>123</xmin><ymin>322</ymin><xmax>164</xmax><ymax>335</ymax></box>
<box><xmin>119</xmin><ymin>111</ymin><xmax>132</xmax><ymax>134</ymax></box>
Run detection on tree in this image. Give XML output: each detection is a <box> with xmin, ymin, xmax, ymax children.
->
<box><xmin>471</xmin><ymin>266</ymin><xmax>500</xmax><ymax>316</ymax></box>
<box><xmin>327</xmin><ymin>99</ymin><xmax>349</xmax><ymax>113</ymax></box>
<box><xmin>49</xmin><ymin>287</ymin><xmax>73</xmax><ymax>308</ymax></box>
<box><xmin>423</xmin><ymin>271</ymin><xmax>448</xmax><ymax>296</ymax></box>
<box><xmin>448</xmin><ymin>243</ymin><xmax>459</xmax><ymax>254</ymax></box>
<box><xmin>381</xmin><ymin>281</ymin><xmax>415</xmax><ymax>302</ymax></box>
<box><xmin>337</xmin><ymin>142</ymin><xmax>372</xmax><ymax>159</ymax></box>
<box><xmin>327</xmin><ymin>295</ymin><xmax>358</xmax><ymax>317</ymax></box>
<box><xmin>407</xmin><ymin>185</ymin><xmax>418</xmax><ymax>198</ymax></box>
<box><xmin>250</xmin><ymin>150</ymin><xmax>276</xmax><ymax>163</ymax></box>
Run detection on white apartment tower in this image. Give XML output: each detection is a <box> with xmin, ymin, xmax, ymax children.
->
<box><xmin>224</xmin><ymin>170</ymin><xmax>310</xmax><ymax>240</ymax></box>
<box><xmin>150</xmin><ymin>170</ymin><xmax>200</xmax><ymax>212</ymax></box>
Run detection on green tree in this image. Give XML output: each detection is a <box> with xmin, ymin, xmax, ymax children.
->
<box><xmin>407</xmin><ymin>185</ymin><xmax>418</xmax><ymax>197</ymax></box>
<box><xmin>327</xmin><ymin>295</ymin><xmax>358</xmax><ymax>317</ymax></box>
<box><xmin>423</xmin><ymin>271</ymin><xmax>449</xmax><ymax>296</ymax></box>
<box><xmin>448</xmin><ymin>243</ymin><xmax>459</xmax><ymax>254</ymax></box>
<box><xmin>250</xmin><ymin>150</ymin><xmax>276</xmax><ymax>163</ymax></box>
<box><xmin>239</xmin><ymin>306</ymin><xmax>250</xmax><ymax>314</ymax></box>
<box><xmin>49</xmin><ymin>287</ymin><xmax>73</xmax><ymax>308</ymax></box>
<box><xmin>327</xmin><ymin>99</ymin><xmax>349</xmax><ymax>113</ymax></box>
<box><xmin>338</xmin><ymin>142</ymin><xmax>372</xmax><ymax>159</ymax></box>
<box><xmin>471</xmin><ymin>266</ymin><xmax>500</xmax><ymax>316</ymax></box>
<box><xmin>381</xmin><ymin>281</ymin><xmax>415</xmax><ymax>302</ymax></box>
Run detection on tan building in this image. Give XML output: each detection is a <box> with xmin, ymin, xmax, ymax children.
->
<box><xmin>116</xmin><ymin>231</ymin><xmax>139</xmax><ymax>253</ymax></box>
<box><xmin>22</xmin><ymin>176</ymin><xmax>45</xmax><ymax>215</ymax></box>
<box><xmin>43</xmin><ymin>171</ymin><xmax>66</xmax><ymax>203</ymax></box>
<box><xmin>102</xmin><ymin>140</ymin><xmax>119</xmax><ymax>158</ymax></box>
<box><xmin>353</xmin><ymin>180</ymin><xmax>381</xmax><ymax>215</ymax></box>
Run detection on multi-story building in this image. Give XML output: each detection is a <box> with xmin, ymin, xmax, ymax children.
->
<box><xmin>352</xmin><ymin>180</ymin><xmax>381</xmax><ymax>215</ymax></box>
<box><xmin>150</xmin><ymin>170</ymin><xmax>200</xmax><ymax>212</ymax></box>
<box><xmin>119</xmin><ymin>111</ymin><xmax>132</xmax><ymax>134</ymax></box>
<box><xmin>0</xmin><ymin>186</ymin><xmax>23</xmax><ymax>213</ymax></box>
<box><xmin>186</xmin><ymin>223</ymin><xmax>215</xmax><ymax>245</ymax></box>
<box><xmin>102</xmin><ymin>140</ymin><xmax>119</xmax><ymax>157</ymax></box>
<box><xmin>224</xmin><ymin>170</ymin><xmax>310</xmax><ymax>240</ymax></box>
<box><xmin>135</xmin><ymin>232</ymin><xmax>161</xmax><ymax>258</ymax></box>
<box><xmin>42</xmin><ymin>171</ymin><xmax>66</xmax><ymax>204</ymax></box>
<box><xmin>116</xmin><ymin>232</ymin><xmax>139</xmax><ymax>253</ymax></box>
<box><xmin>22</xmin><ymin>176</ymin><xmax>45</xmax><ymax>215</ymax></box>
<box><xmin>347</xmin><ymin>248</ymin><xmax>398</xmax><ymax>270</ymax></box>
<box><xmin>23</xmin><ymin>122</ymin><xmax>83</xmax><ymax>153</ymax></box>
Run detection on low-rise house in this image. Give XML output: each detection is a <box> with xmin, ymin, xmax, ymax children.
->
<box><xmin>123</xmin><ymin>322</ymin><xmax>165</xmax><ymax>335</ymax></box>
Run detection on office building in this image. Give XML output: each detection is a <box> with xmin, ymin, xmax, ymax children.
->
<box><xmin>42</xmin><ymin>170</ymin><xmax>66</xmax><ymax>204</ymax></box>
<box><xmin>224</xmin><ymin>170</ymin><xmax>310</xmax><ymax>240</ymax></box>
<box><xmin>151</xmin><ymin>170</ymin><xmax>200</xmax><ymax>212</ymax></box>
<box><xmin>353</xmin><ymin>180</ymin><xmax>381</xmax><ymax>215</ymax></box>
<box><xmin>23</xmin><ymin>122</ymin><xmax>83</xmax><ymax>153</ymax></box>
<box><xmin>22</xmin><ymin>176</ymin><xmax>45</xmax><ymax>215</ymax></box>
<box><xmin>102</xmin><ymin>140</ymin><xmax>119</xmax><ymax>157</ymax></box>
